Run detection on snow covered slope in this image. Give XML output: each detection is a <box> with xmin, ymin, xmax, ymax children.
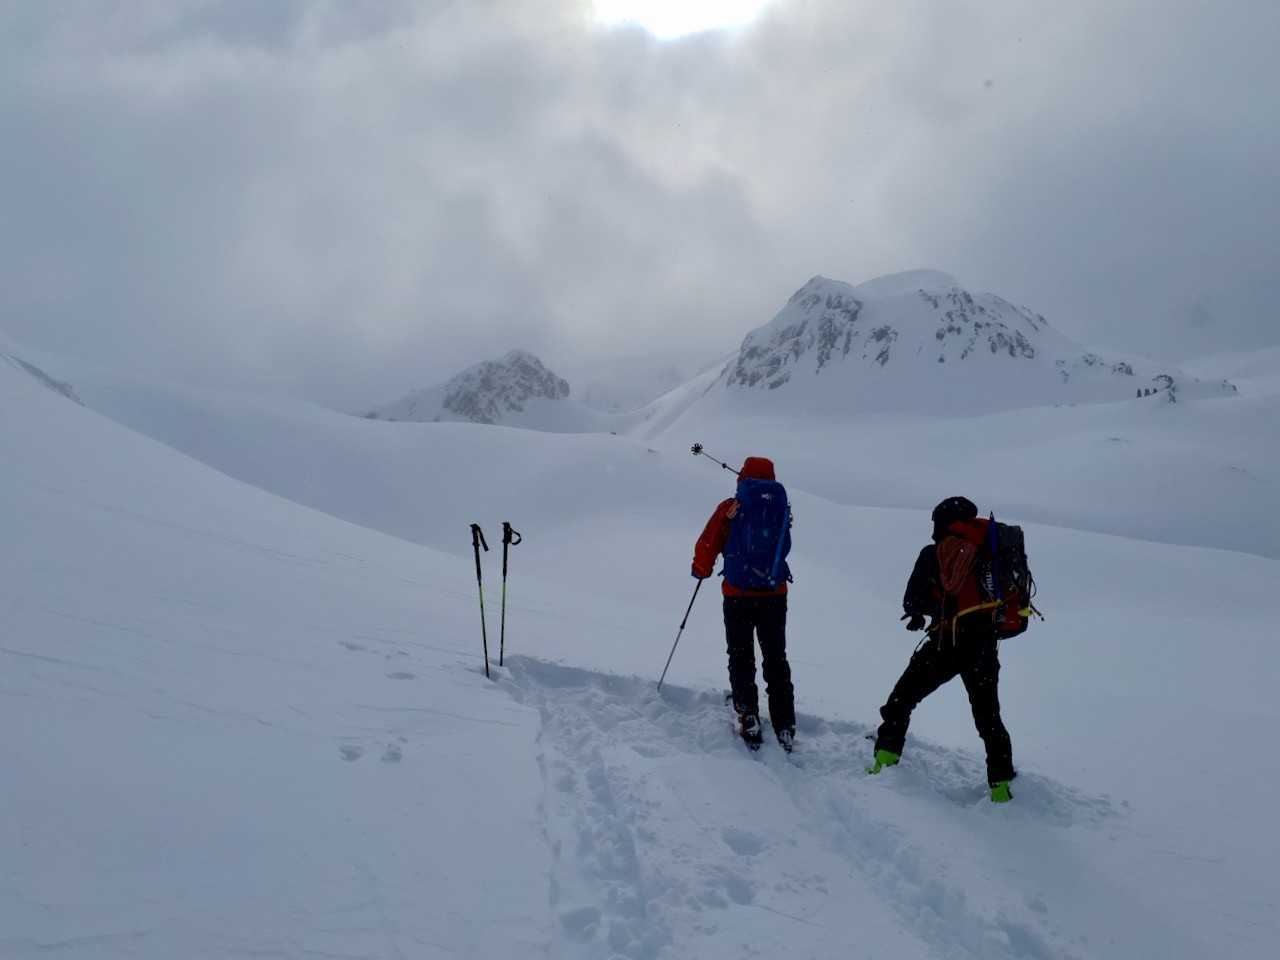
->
<box><xmin>559</xmin><ymin>352</ymin><xmax>702</xmax><ymax>414</ymax></box>
<box><xmin>3</xmin><ymin>330</ymin><xmax>1280</xmax><ymax>959</ymax></box>
<box><xmin>1182</xmin><ymin>343</ymin><xmax>1280</xmax><ymax>396</ymax></box>
<box><xmin>0</xmin><ymin>346</ymin><xmax>553</xmax><ymax>959</ymax></box>
<box><xmin>10</xmin><ymin>325</ymin><xmax>1277</xmax><ymax>565</ymax></box>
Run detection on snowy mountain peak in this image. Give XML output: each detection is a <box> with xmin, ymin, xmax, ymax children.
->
<box><xmin>364</xmin><ymin>349</ymin><xmax>570</xmax><ymax>425</ymax></box>
<box><xmin>442</xmin><ymin>350</ymin><xmax>570</xmax><ymax>425</ymax></box>
<box><xmin>726</xmin><ymin>277</ymin><xmax>863</xmax><ymax>390</ymax></box>
<box><xmin>713</xmin><ymin>272</ymin><xmax>1234</xmax><ymax>415</ymax></box>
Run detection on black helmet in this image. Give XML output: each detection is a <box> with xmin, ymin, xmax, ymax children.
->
<box><xmin>931</xmin><ymin>496</ymin><xmax>977</xmax><ymax>541</ymax></box>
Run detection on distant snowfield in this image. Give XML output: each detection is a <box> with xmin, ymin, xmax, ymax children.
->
<box><xmin>3</xmin><ymin>331</ymin><xmax>1279</xmax><ymax>959</ymax></box>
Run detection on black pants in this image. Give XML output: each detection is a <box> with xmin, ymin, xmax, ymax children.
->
<box><xmin>874</xmin><ymin>625</ymin><xmax>1015</xmax><ymax>784</ymax></box>
<box><xmin>723</xmin><ymin>595</ymin><xmax>795</xmax><ymax>733</ymax></box>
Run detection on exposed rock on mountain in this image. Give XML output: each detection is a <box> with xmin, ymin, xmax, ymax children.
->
<box><xmin>709</xmin><ymin>272</ymin><xmax>1236</xmax><ymax>415</ymax></box>
<box><xmin>0</xmin><ymin>347</ymin><xmax>82</xmax><ymax>404</ymax></box>
<box><xmin>363</xmin><ymin>350</ymin><xmax>570</xmax><ymax>425</ymax></box>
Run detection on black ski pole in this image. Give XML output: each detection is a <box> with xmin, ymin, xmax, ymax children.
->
<box><xmin>499</xmin><ymin>521</ymin><xmax>522</xmax><ymax>666</ymax></box>
<box><xmin>470</xmin><ymin>523</ymin><xmax>491</xmax><ymax>678</ymax></box>
<box><xmin>691</xmin><ymin>443</ymin><xmax>740</xmax><ymax>476</ymax></box>
<box><xmin>658</xmin><ymin>578</ymin><xmax>702</xmax><ymax>690</ymax></box>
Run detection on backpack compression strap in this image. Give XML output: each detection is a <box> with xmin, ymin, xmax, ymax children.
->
<box><xmin>987</xmin><ymin>513</ymin><xmax>1002</xmax><ymax>602</ymax></box>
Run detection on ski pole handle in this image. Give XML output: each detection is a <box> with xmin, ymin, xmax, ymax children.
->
<box><xmin>470</xmin><ymin>523</ymin><xmax>488</xmax><ymax>582</ymax></box>
<box><xmin>501</xmin><ymin>522</ymin><xmax>521</xmax><ymax>581</ymax></box>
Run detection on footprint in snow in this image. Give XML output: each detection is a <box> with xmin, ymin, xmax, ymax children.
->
<box><xmin>721</xmin><ymin>827</ymin><xmax>767</xmax><ymax>857</ymax></box>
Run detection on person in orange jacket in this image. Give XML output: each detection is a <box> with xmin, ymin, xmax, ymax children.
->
<box><xmin>691</xmin><ymin>456</ymin><xmax>796</xmax><ymax>752</ymax></box>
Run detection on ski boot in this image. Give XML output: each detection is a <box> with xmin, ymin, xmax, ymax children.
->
<box><xmin>990</xmin><ymin>780</ymin><xmax>1013</xmax><ymax>803</ymax></box>
<box><xmin>738</xmin><ymin>713</ymin><xmax>764</xmax><ymax>750</ymax></box>
<box><xmin>776</xmin><ymin>727</ymin><xmax>795</xmax><ymax>754</ymax></box>
<box><xmin>866</xmin><ymin>749</ymin><xmax>900</xmax><ymax>775</ymax></box>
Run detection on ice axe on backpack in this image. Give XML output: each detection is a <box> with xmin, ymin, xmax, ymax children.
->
<box><xmin>691</xmin><ymin>443</ymin><xmax>740</xmax><ymax>476</ymax></box>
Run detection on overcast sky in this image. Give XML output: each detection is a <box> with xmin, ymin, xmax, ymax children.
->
<box><xmin>2</xmin><ymin>0</ymin><xmax>1277</xmax><ymax>409</ymax></box>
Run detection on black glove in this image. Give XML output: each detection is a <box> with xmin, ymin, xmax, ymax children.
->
<box><xmin>901</xmin><ymin>612</ymin><xmax>927</xmax><ymax>632</ymax></box>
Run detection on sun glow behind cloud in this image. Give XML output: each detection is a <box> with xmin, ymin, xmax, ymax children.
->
<box><xmin>591</xmin><ymin>0</ymin><xmax>773</xmax><ymax>39</ymax></box>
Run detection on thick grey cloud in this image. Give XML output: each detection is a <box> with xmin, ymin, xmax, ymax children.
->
<box><xmin>1</xmin><ymin>0</ymin><xmax>1276</xmax><ymax>409</ymax></box>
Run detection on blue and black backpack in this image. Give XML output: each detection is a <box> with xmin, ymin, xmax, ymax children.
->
<box><xmin>721</xmin><ymin>477</ymin><xmax>792</xmax><ymax>591</ymax></box>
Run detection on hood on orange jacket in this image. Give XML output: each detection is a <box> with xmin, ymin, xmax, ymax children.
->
<box><xmin>739</xmin><ymin>456</ymin><xmax>776</xmax><ymax>481</ymax></box>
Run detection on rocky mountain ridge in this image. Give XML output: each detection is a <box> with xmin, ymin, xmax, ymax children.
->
<box><xmin>360</xmin><ymin>270</ymin><xmax>1238</xmax><ymax>428</ymax></box>
<box><xmin>710</xmin><ymin>271</ymin><xmax>1235</xmax><ymax>414</ymax></box>
<box><xmin>363</xmin><ymin>350</ymin><xmax>570</xmax><ymax>425</ymax></box>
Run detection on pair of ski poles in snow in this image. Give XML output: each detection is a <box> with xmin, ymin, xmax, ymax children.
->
<box><xmin>464</xmin><ymin>443</ymin><xmax>730</xmax><ymax>687</ymax></box>
<box><xmin>657</xmin><ymin>444</ymin><xmax>739</xmax><ymax>690</ymax></box>
<box><xmin>469</xmin><ymin>521</ymin><xmax>522</xmax><ymax>678</ymax></box>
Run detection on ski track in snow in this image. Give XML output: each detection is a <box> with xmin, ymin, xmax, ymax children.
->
<box><xmin>500</xmin><ymin>656</ymin><xmax>1120</xmax><ymax>960</ymax></box>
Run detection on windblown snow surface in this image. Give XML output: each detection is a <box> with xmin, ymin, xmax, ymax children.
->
<box><xmin>3</xmin><ymin>331</ymin><xmax>1279</xmax><ymax>960</ymax></box>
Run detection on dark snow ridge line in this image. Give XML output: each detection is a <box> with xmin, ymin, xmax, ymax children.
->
<box><xmin>499</xmin><ymin>657</ymin><xmax>1121</xmax><ymax>960</ymax></box>
<box><xmin>1</xmin><ymin>352</ymin><xmax>82</xmax><ymax>404</ymax></box>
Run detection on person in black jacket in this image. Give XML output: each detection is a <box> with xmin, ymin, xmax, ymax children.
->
<box><xmin>866</xmin><ymin>496</ymin><xmax>1016</xmax><ymax>802</ymax></box>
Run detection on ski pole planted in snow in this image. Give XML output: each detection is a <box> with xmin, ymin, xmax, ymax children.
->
<box><xmin>691</xmin><ymin>442</ymin><xmax>740</xmax><ymax>476</ymax></box>
<box><xmin>499</xmin><ymin>521</ymin><xmax>522</xmax><ymax>667</ymax></box>
<box><xmin>658</xmin><ymin>578</ymin><xmax>702</xmax><ymax>690</ymax></box>
<box><xmin>470</xmin><ymin>523</ymin><xmax>491</xmax><ymax>678</ymax></box>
